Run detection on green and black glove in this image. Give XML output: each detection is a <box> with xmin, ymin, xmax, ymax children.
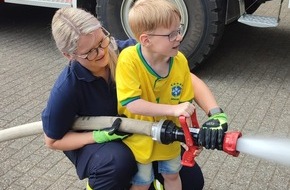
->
<box><xmin>198</xmin><ymin>112</ymin><xmax>228</xmax><ymax>150</ymax></box>
<box><xmin>93</xmin><ymin>118</ymin><xmax>131</xmax><ymax>143</ymax></box>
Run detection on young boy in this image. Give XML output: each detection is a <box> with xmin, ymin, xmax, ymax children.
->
<box><xmin>116</xmin><ymin>0</ymin><xmax>195</xmax><ymax>189</ymax></box>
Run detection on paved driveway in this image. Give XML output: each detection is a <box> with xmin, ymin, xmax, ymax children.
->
<box><xmin>0</xmin><ymin>2</ymin><xmax>290</xmax><ymax>190</ymax></box>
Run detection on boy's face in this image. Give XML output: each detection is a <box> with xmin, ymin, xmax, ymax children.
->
<box><xmin>144</xmin><ymin>22</ymin><xmax>183</xmax><ymax>57</ymax></box>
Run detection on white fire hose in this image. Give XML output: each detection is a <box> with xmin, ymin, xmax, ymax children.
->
<box><xmin>0</xmin><ymin>115</ymin><xmax>244</xmax><ymax>167</ymax></box>
<box><xmin>0</xmin><ymin>116</ymin><xmax>163</xmax><ymax>143</ymax></box>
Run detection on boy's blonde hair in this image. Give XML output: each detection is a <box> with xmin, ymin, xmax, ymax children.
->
<box><xmin>51</xmin><ymin>7</ymin><xmax>118</xmax><ymax>80</ymax></box>
<box><xmin>128</xmin><ymin>0</ymin><xmax>181</xmax><ymax>40</ymax></box>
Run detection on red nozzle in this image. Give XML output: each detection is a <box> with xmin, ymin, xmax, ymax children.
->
<box><xmin>179</xmin><ymin>110</ymin><xmax>200</xmax><ymax>167</ymax></box>
<box><xmin>223</xmin><ymin>131</ymin><xmax>242</xmax><ymax>157</ymax></box>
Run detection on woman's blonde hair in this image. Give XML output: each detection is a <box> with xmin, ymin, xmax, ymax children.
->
<box><xmin>51</xmin><ymin>7</ymin><xmax>118</xmax><ymax>81</ymax></box>
<box><xmin>128</xmin><ymin>0</ymin><xmax>181</xmax><ymax>40</ymax></box>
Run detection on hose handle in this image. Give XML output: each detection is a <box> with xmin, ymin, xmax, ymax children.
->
<box><xmin>179</xmin><ymin>110</ymin><xmax>200</xmax><ymax>167</ymax></box>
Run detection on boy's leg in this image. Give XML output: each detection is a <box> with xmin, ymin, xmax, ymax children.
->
<box><xmin>149</xmin><ymin>148</ymin><xmax>204</xmax><ymax>190</ymax></box>
<box><xmin>131</xmin><ymin>162</ymin><xmax>154</xmax><ymax>190</ymax></box>
<box><xmin>159</xmin><ymin>156</ymin><xmax>182</xmax><ymax>190</ymax></box>
<box><xmin>150</xmin><ymin>164</ymin><xmax>204</xmax><ymax>190</ymax></box>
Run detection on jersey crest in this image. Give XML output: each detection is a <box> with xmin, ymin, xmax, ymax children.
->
<box><xmin>171</xmin><ymin>83</ymin><xmax>183</xmax><ymax>100</ymax></box>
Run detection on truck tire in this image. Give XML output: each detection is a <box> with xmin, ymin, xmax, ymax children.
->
<box><xmin>96</xmin><ymin>0</ymin><xmax>226</xmax><ymax>70</ymax></box>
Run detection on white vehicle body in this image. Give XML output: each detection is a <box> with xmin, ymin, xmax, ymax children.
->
<box><xmin>4</xmin><ymin>0</ymin><xmax>76</xmax><ymax>8</ymax></box>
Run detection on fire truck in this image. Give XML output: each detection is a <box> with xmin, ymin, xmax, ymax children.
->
<box><xmin>2</xmin><ymin>0</ymin><xmax>289</xmax><ymax>70</ymax></box>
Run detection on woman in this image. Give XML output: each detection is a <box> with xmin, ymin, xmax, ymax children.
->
<box><xmin>42</xmin><ymin>7</ymin><xmax>227</xmax><ymax>190</ymax></box>
<box><xmin>42</xmin><ymin>7</ymin><xmax>136</xmax><ymax>190</ymax></box>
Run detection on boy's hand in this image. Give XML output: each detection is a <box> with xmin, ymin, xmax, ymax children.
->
<box><xmin>198</xmin><ymin>113</ymin><xmax>228</xmax><ymax>150</ymax></box>
<box><xmin>174</xmin><ymin>102</ymin><xmax>195</xmax><ymax>117</ymax></box>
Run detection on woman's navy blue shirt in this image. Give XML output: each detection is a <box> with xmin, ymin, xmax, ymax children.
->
<box><xmin>42</xmin><ymin>38</ymin><xmax>137</xmax><ymax>139</ymax></box>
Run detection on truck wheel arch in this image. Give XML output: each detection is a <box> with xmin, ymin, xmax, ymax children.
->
<box><xmin>96</xmin><ymin>0</ymin><xmax>226</xmax><ymax>70</ymax></box>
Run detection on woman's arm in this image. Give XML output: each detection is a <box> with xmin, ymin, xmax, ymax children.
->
<box><xmin>44</xmin><ymin>131</ymin><xmax>94</xmax><ymax>151</ymax></box>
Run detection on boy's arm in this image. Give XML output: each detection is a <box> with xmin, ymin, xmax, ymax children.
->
<box><xmin>191</xmin><ymin>73</ymin><xmax>228</xmax><ymax>150</ymax></box>
<box><xmin>191</xmin><ymin>73</ymin><xmax>219</xmax><ymax>115</ymax></box>
<box><xmin>126</xmin><ymin>99</ymin><xmax>194</xmax><ymax>118</ymax></box>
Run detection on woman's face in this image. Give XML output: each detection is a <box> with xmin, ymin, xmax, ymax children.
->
<box><xmin>74</xmin><ymin>28</ymin><xmax>110</xmax><ymax>74</ymax></box>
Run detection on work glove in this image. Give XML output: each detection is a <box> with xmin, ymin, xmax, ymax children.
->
<box><xmin>198</xmin><ymin>113</ymin><xmax>228</xmax><ymax>150</ymax></box>
<box><xmin>93</xmin><ymin>118</ymin><xmax>131</xmax><ymax>143</ymax></box>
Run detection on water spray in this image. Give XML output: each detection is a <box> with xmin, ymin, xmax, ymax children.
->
<box><xmin>236</xmin><ymin>135</ymin><xmax>290</xmax><ymax>166</ymax></box>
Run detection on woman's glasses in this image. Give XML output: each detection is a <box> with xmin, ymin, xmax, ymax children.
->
<box><xmin>75</xmin><ymin>27</ymin><xmax>111</xmax><ymax>61</ymax></box>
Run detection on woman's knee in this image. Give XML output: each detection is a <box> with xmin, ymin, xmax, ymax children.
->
<box><xmin>111</xmin><ymin>142</ymin><xmax>137</xmax><ymax>174</ymax></box>
<box><xmin>88</xmin><ymin>142</ymin><xmax>137</xmax><ymax>189</ymax></box>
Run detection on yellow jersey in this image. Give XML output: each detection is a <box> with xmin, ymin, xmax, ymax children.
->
<box><xmin>116</xmin><ymin>44</ymin><xmax>194</xmax><ymax>164</ymax></box>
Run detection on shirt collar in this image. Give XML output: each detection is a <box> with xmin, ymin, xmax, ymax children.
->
<box><xmin>69</xmin><ymin>60</ymin><xmax>96</xmax><ymax>82</ymax></box>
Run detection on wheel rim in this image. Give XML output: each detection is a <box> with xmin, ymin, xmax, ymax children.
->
<box><xmin>120</xmin><ymin>0</ymin><xmax>189</xmax><ymax>38</ymax></box>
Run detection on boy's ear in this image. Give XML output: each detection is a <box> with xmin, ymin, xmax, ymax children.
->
<box><xmin>139</xmin><ymin>34</ymin><xmax>151</xmax><ymax>47</ymax></box>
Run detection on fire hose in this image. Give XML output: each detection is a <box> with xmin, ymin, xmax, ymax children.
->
<box><xmin>0</xmin><ymin>113</ymin><xmax>241</xmax><ymax>167</ymax></box>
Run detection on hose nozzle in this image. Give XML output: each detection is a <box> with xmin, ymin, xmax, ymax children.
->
<box><xmin>223</xmin><ymin>131</ymin><xmax>242</xmax><ymax>157</ymax></box>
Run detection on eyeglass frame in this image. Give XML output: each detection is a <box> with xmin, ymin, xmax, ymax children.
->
<box><xmin>146</xmin><ymin>25</ymin><xmax>184</xmax><ymax>42</ymax></box>
<box><xmin>74</xmin><ymin>27</ymin><xmax>111</xmax><ymax>61</ymax></box>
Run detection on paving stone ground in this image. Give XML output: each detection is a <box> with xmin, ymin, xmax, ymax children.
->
<box><xmin>0</xmin><ymin>1</ymin><xmax>290</xmax><ymax>190</ymax></box>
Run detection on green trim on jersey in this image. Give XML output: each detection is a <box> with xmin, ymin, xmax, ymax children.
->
<box><xmin>137</xmin><ymin>43</ymin><xmax>173</xmax><ymax>78</ymax></box>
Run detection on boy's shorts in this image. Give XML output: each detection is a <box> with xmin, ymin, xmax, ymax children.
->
<box><xmin>131</xmin><ymin>156</ymin><xmax>181</xmax><ymax>186</ymax></box>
